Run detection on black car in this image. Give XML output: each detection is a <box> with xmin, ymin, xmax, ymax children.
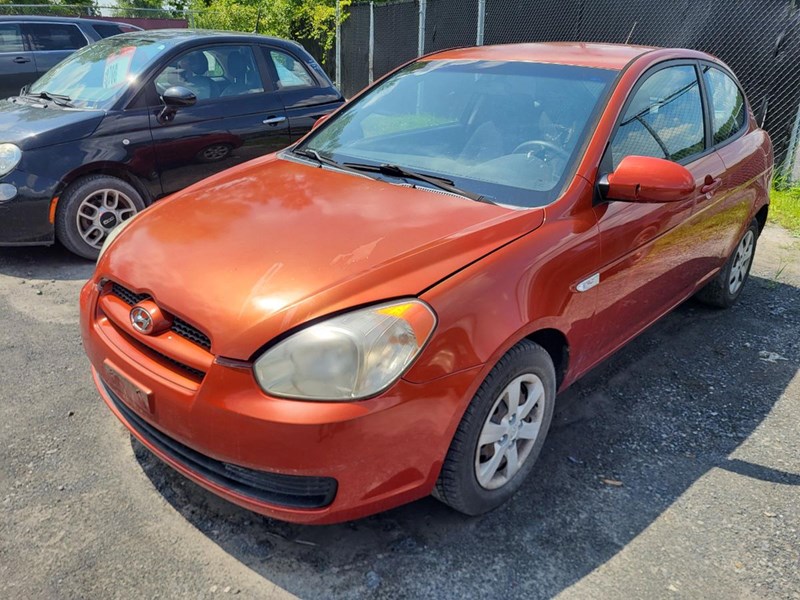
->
<box><xmin>0</xmin><ymin>16</ymin><xmax>142</xmax><ymax>99</ymax></box>
<box><xmin>0</xmin><ymin>29</ymin><xmax>344</xmax><ymax>258</ymax></box>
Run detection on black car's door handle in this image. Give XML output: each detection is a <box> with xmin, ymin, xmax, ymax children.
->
<box><xmin>13</xmin><ymin>56</ymin><xmax>31</xmax><ymax>64</ymax></box>
<box><xmin>263</xmin><ymin>115</ymin><xmax>287</xmax><ymax>126</ymax></box>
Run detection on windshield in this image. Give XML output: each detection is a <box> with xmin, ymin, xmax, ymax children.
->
<box><xmin>28</xmin><ymin>36</ymin><xmax>170</xmax><ymax>110</ymax></box>
<box><xmin>300</xmin><ymin>60</ymin><xmax>616</xmax><ymax>207</ymax></box>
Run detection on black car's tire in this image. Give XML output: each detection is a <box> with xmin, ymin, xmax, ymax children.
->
<box><xmin>434</xmin><ymin>340</ymin><xmax>556</xmax><ymax>516</ymax></box>
<box><xmin>56</xmin><ymin>175</ymin><xmax>145</xmax><ymax>260</ymax></box>
<box><xmin>695</xmin><ymin>219</ymin><xmax>760</xmax><ymax>309</ymax></box>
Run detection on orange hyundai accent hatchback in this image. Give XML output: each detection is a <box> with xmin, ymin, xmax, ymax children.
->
<box><xmin>80</xmin><ymin>43</ymin><xmax>772</xmax><ymax>524</ymax></box>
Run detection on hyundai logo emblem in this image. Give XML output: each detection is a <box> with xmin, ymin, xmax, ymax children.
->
<box><xmin>130</xmin><ymin>306</ymin><xmax>153</xmax><ymax>334</ymax></box>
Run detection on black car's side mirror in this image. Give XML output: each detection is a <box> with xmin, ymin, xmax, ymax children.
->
<box><xmin>158</xmin><ymin>86</ymin><xmax>197</xmax><ymax>123</ymax></box>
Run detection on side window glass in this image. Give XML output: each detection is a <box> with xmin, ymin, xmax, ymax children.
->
<box><xmin>0</xmin><ymin>24</ymin><xmax>24</xmax><ymax>52</ymax></box>
<box><xmin>26</xmin><ymin>23</ymin><xmax>87</xmax><ymax>51</ymax></box>
<box><xmin>703</xmin><ymin>66</ymin><xmax>746</xmax><ymax>145</ymax></box>
<box><xmin>154</xmin><ymin>45</ymin><xmax>264</xmax><ymax>102</ymax></box>
<box><xmin>268</xmin><ymin>49</ymin><xmax>316</xmax><ymax>89</ymax></box>
<box><xmin>610</xmin><ymin>65</ymin><xmax>705</xmax><ymax>169</ymax></box>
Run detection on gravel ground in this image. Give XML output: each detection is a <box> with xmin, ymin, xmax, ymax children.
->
<box><xmin>1</xmin><ymin>224</ymin><xmax>798</xmax><ymax>600</ymax></box>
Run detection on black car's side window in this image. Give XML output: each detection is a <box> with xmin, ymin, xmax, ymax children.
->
<box><xmin>25</xmin><ymin>23</ymin><xmax>87</xmax><ymax>51</ymax></box>
<box><xmin>0</xmin><ymin>23</ymin><xmax>26</xmax><ymax>52</ymax></box>
<box><xmin>609</xmin><ymin>65</ymin><xmax>705</xmax><ymax>169</ymax></box>
<box><xmin>702</xmin><ymin>66</ymin><xmax>747</xmax><ymax>145</ymax></box>
<box><xmin>154</xmin><ymin>45</ymin><xmax>265</xmax><ymax>102</ymax></box>
<box><xmin>267</xmin><ymin>49</ymin><xmax>317</xmax><ymax>90</ymax></box>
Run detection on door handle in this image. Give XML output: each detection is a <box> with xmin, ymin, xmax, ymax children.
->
<box><xmin>263</xmin><ymin>115</ymin><xmax>286</xmax><ymax>126</ymax></box>
<box><xmin>13</xmin><ymin>56</ymin><xmax>31</xmax><ymax>64</ymax></box>
<box><xmin>700</xmin><ymin>176</ymin><xmax>722</xmax><ymax>195</ymax></box>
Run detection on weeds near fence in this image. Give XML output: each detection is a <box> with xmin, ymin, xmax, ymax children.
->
<box><xmin>770</xmin><ymin>187</ymin><xmax>800</xmax><ymax>236</ymax></box>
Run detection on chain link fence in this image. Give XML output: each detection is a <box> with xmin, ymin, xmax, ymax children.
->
<box><xmin>338</xmin><ymin>0</ymin><xmax>800</xmax><ymax>182</ymax></box>
<box><xmin>3</xmin><ymin>1</ymin><xmax>798</xmax><ymax>179</ymax></box>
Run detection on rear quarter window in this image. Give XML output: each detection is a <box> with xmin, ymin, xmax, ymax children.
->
<box><xmin>703</xmin><ymin>66</ymin><xmax>747</xmax><ymax>145</ymax></box>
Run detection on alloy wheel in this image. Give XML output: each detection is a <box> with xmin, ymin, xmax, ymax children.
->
<box><xmin>474</xmin><ymin>373</ymin><xmax>547</xmax><ymax>490</ymax></box>
<box><xmin>728</xmin><ymin>230</ymin><xmax>755</xmax><ymax>295</ymax></box>
<box><xmin>76</xmin><ymin>188</ymin><xmax>138</xmax><ymax>249</ymax></box>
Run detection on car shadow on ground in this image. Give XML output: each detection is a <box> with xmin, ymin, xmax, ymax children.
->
<box><xmin>0</xmin><ymin>245</ymin><xmax>94</xmax><ymax>281</ymax></box>
<box><xmin>132</xmin><ymin>275</ymin><xmax>799</xmax><ymax>598</ymax></box>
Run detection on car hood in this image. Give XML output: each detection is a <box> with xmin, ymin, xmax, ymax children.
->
<box><xmin>0</xmin><ymin>99</ymin><xmax>104</xmax><ymax>150</ymax></box>
<box><xmin>100</xmin><ymin>155</ymin><xmax>545</xmax><ymax>359</ymax></box>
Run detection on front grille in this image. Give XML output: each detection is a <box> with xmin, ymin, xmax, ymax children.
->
<box><xmin>111</xmin><ymin>282</ymin><xmax>147</xmax><ymax>305</ymax></box>
<box><xmin>103</xmin><ymin>380</ymin><xmax>338</xmax><ymax>509</ymax></box>
<box><xmin>110</xmin><ymin>282</ymin><xmax>212</xmax><ymax>351</ymax></box>
<box><xmin>172</xmin><ymin>317</ymin><xmax>211</xmax><ymax>351</ymax></box>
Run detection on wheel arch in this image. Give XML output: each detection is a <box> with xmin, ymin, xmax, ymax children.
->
<box><xmin>526</xmin><ymin>328</ymin><xmax>569</xmax><ymax>390</ymax></box>
<box><xmin>57</xmin><ymin>162</ymin><xmax>155</xmax><ymax>209</ymax></box>
<box><xmin>754</xmin><ymin>203</ymin><xmax>768</xmax><ymax>234</ymax></box>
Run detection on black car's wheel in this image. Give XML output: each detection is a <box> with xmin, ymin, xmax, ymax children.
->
<box><xmin>56</xmin><ymin>175</ymin><xmax>145</xmax><ymax>260</ymax></box>
<box><xmin>434</xmin><ymin>340</ymin><xmax>556</xmax><ymax>516</ymax></box>
<box><xmin>695</xmin><ymin>219</ymin><xmax>759</xmax><ymax>309</ymax></box>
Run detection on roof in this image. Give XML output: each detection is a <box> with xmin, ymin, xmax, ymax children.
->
<box><xmin>428</xmin><ymin>42</ymin><xmax>657</xmax><ymax>70</ymax></box>
<box><xmin>110</xmin><ymin>28</ymin><xmax>294</xmax><ymax>48</ymax></box>
<box><xmin>0</xmin><ymin>15</ymin><xmax>138</xmax><ymax>27</ymax></box>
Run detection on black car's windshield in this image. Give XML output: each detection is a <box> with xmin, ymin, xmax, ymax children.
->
<box><xmin>298</xmin><ymin>60</ymin><xmax>616</xmax><ymax>208</ymax></box>
<box><xmin>28</xmin><ymin>36</ymin><xmax>170</xmax><ymax>110</ymax></box>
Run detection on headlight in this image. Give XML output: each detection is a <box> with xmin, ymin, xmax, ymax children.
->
<box><xmin>97</xmin><ymin>212</ymin><xmax>137</xmax><ymax>261</ymax></box>
<box><xmin>0</xmin><ymin>143</ymin><xmax>21</xmax><ymax>176</ymax></box>
<box><xmin>253</xmin><ymin>299</ymin><xmax>437</xmax><ymax>401</ymax></box>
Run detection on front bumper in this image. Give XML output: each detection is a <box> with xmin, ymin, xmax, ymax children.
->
<box><xmin>0</xmin><ymin>169</ymin><xmax>60</xmax><ymax>245</ymax></box>
<box><xmin>80</xmin><ymin>280</ymin><xmax>480</xmax><ymax>524</ymax></box>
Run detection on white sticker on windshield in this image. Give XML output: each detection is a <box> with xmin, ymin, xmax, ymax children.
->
<box><xmin>103</xmin><ymin>46</ymin><xmax>135</xmax><ymax>88</ymax></box>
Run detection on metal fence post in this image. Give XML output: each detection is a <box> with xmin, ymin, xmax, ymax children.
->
<box><xmin>476</xmin><ymin>0</ymin><xmax>486</xmax><ymax>45</ymax></box>
<box><xmin>418</xmin><ymin>0</ymin><xmax>427</xmax><ymax>56</ymax></box>
<box><xmin>369</xmin><ymin>2</ymin><xmax>375</xmax><ymax>84</ymax></box>
<box><xmin>335</xmin><ymin>0</ymin><xmax>342</xmax><ymax>90</ymax></box>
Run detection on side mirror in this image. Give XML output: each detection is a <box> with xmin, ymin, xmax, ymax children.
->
<box><xmin>158</xmin><ymin>86</ymin><xmax>196</xmax><ymax>123</ymax></box>
<box><xmin>601</xmin><ymin>156</ymin><xmax>695</xmax><ymax>203</ymax></box>
<box><xmin>311</xmin><ymin>113</ymin><xmax>330</xmax><ymax>130</ymax></box>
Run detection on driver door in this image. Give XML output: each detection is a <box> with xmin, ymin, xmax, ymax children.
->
<box><xmin>590</xmin><ymin>62</ymin><xmax>727</xmax><ymax>359</ymax></box>
<box><xmin>147</xmin><ymin>44</ymin><xmax>290</xmax><ymax>195</ymax></box>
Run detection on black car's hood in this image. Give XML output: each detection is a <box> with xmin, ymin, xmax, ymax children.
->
<box><xmin>0</xmin><ymin>99</ymin><xmax>104</xmax><ymax>150</ymax></box>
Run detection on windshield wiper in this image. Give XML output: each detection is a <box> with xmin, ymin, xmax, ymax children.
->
<box><xmin>24</xmin><ymin>91</ymin><xmax>74</xmax><ymax>107</ymax></box>
<box><xmin>342</xmin><ymin>162</ymin><xmax>494</xmax><ymax>204</ymax></box>
<box><xmin>291</xmin><ymin>148</ymin><xmax>378</xmax><ymax>179</ymax></box>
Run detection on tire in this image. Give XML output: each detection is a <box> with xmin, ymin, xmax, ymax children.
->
<box><xmin>434</xmin><ymin>340</ymin><xmax>556</xmax><ymax>516</ymax></box>
<box><xmin>695</xmin><ymin>219</ymin><xmax>759</xmax><ymax>309</ymax></box>
<box><xmin>55</xmin><ymin>175</ymin><xmax>145</xmax><ymax>260</ymax></box>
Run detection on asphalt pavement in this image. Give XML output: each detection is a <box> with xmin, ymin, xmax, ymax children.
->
<box><xmin>1</xmin><ymin>224</ymin><xmax>798</xmax><ymax>599</ymax></box>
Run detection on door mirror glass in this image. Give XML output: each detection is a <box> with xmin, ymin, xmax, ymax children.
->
<box><xmin>603</xmin><ymin>155</ymin><xmax>695</xmax><ymax>203</ymax></box>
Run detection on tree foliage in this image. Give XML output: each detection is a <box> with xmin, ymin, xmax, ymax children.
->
<box><xmin>189</xmin><ymin>0</ymin><xmax>350</xmax><ymax>64</ymax></box>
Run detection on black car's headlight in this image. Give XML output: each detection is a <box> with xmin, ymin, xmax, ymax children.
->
<box><xmin>0</xmin><ymin>143</ymin><xmax>21</xmax><ymax>176</ymax></box>
<box><xmin>253</xmin><ymin>299</ymin><xmax>437</xmax><ymax>401</ymax></box>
